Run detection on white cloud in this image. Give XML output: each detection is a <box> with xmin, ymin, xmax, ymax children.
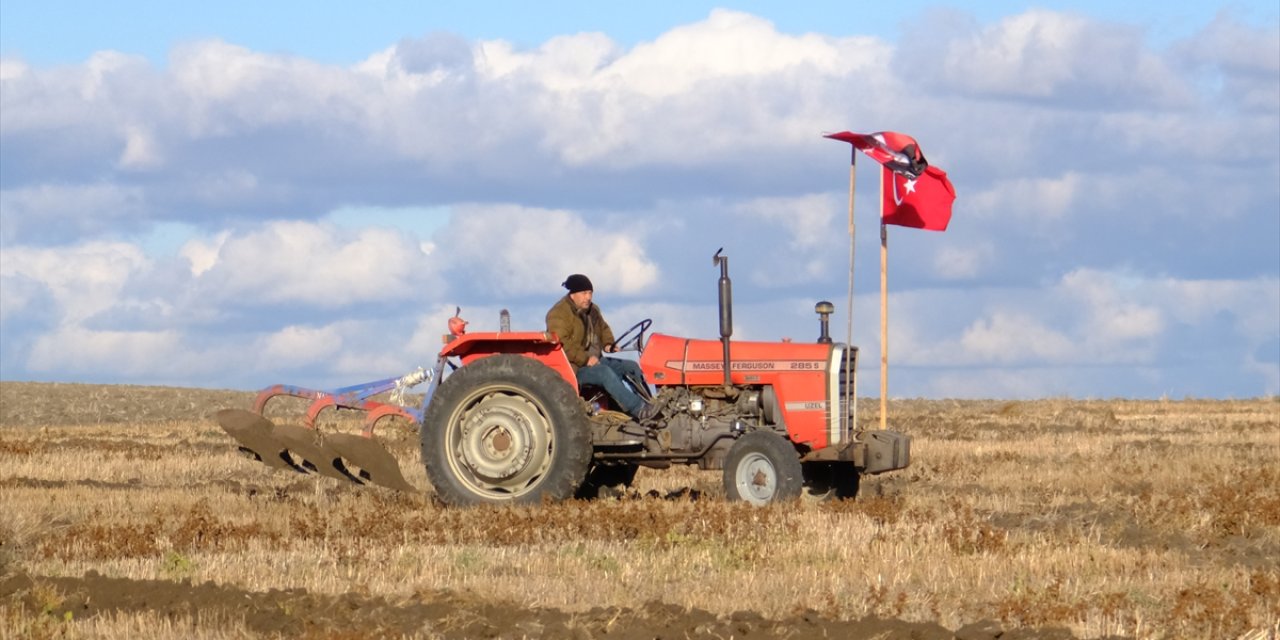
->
<box><xmin>735</xmin><ymin>193</ymin><xmax>838</xmax><ymax>249</ymax></box>
<box><xmin>958</xmin><ymin>311</ymin><xmax>1075</xmax><ymax>364</ymax></box>
<box><xmin>0</xmin><ymin>51</ymin><xmax>147</xmax><ymax>132</ymax></box>
<box><xmin>1094</xmin><ymin>304</ymin><xmax>1164</xmax><ymax>342</ymax></box>
<box><xmin>0</xmin><ymin>183</ymin><xmax>147</xmax><ymax>242</ymax></box>
<box><xmin>927</xmin><ymin>368</ymin><xmax>1065</xmax><ymax>399</ymax></box>
<box><xmin>256</xmin><ymin>324</ymin><xmax>343</xmax><ymax>369</ymax></box>
<box><xmin>933</xmin><ymin>243</ymin><xmax>994</xmax><ymax>280</ymax></box>
<box><xmin>0</xmin><ymin>58</ymin><xmax>28</xmax><ymax>81</ymax></box>
<box><xmin>81</xmin><ymin>51</ymin><xmax>150</xmax><ymax>100</ymax></box>
<box><xmin>878</xmin><ymin>267</ymin><xmax>1277</xmax><ymax>397</ymax></box>
<box><xmin>1155</xmin><ymin>275</ymin><xmax>1280</xmax><ymax>338</ymax></box>
<box><xmin>967</xmin><ymin>172</ymin><xmax>1083</xmax><ymax>220</ymax></box>
<box><xmin>439</xmin><ymin>205</ymin><xmax>658</xmax><ymax>296</ymax></box>
<box><xmin>169</xmin><ymin>40</ymin><xmax>355</xmax><ymax>131</ymax></box>
<box><xmin>1175</xmin><ymin>13</ymin><xmax>1280</xmax><ymax>112</ymax></box>
<box><xmin>117</xmin><ymin>124</ymin><xmax>163</xmax><ymax>170</ymax></box>
<box><xmin>406</xmin><ymin>305</ymin><xmax>472</xmax><ymax>358</ymax></box>
<box><xmin>476</xmin><ymin>32</ymin><xmax>620</xmax><ymax>89</ymax></box>
<box><xmin>927</xmin><ymin>9</ymin><xmax>1190</xmax><ymax>107</ymax></box>
<box><xmin>733</xmin><ymin>193</ymin><xmax>843</xmax><ymax>286</ymax></box>
<box><xmin>1061</xmin><ymin>268</ymin><xmax>1165</xmax><ymax>348</ymax></box>
<box><xmin>594</xmin><ymin>10</ymin><xmax>849</xmax><ymax>97</ymax></box>
<box><xmin>0</xmin><ymin>241</ymin><xmax>148</xmax><ymax>323</ymax></box>
<box><xmin>180</xmin><ymin>231</ymin><xmax>229</xmax><ymax>276</ymax></box>
<box><xmin>496</xmin><ymin>9</ymin><xmax>890</xmax><ymax>165</ymax></box>
<box><xmin>0</xmin><ymin>273</ymin><xmax>45</xmax><ymax>323</ymax></box>
<box><xmin>27</xmin><ymin>326</ymin><xmax>183</xmax><ymax>376</ymax></box>
<box><xmin>193</xmin><ymin>221</ymin><xmax>431</xmax><ymax>307</ymax></box>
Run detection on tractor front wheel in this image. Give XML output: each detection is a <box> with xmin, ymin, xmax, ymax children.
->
<box><xmin>723</xmin><ymin>431</ymin><xmax>803</xmax><ymax>506</ymax></box>
<box><xmin>422</xmin><ymin>354</ymin><xmax>591</xmax><ymax>506</ymax></box>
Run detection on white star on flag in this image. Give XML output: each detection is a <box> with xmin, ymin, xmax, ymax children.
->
<box><xmin>903</xmin><ymin>179</ymin><xmax>917</xmax><ymax>194</ymax></box>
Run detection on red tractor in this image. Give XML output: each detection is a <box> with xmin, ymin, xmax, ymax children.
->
<box><xmin>217</xmin><ymin>250</ymin><xmax>910</xmax><ymax>506</ymax></box>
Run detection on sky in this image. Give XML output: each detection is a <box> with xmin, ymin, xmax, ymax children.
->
<box><xmin>1</xmin><ymin>2</ymin><xmax>1277</xmax><ymax>399</ymax></box>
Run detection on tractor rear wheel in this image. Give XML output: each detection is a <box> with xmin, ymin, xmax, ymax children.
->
<box><xmin>421</xmin><ymin>354</ymin><xmax>591</xmax><ymax>506</ymax></box>
<box><xmin>723</xmin><ymin>431</ymin><xmax>803</xmax><ymax>506</ymax></box>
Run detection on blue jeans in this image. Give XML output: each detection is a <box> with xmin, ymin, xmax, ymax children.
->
<box><xmin>577</xmin><ymin>357</ymin><xmax>648</xmax><ymax>416</ymax></box>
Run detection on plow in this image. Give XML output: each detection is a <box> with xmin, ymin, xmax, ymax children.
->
<box><xmin>216</xmin><ymin>250</ymin><xmax>911</xmax><ymax>506</ymax></box>
<box><xmin>216</xmin><ymin>369</ymin><xmax>437</xmax><ymax>492</ymax></box>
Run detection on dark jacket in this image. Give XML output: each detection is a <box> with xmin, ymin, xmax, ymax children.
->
<box><xmin>546</xmin><ymin>295</ymin><xmax>615</xmax><ymax>368</ymax></box>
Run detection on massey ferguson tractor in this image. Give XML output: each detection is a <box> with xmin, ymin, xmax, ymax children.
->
<box><xmin>216</xmin><ymin>250</ymin><xmax>911</xmax><ymax>506</ymax></box>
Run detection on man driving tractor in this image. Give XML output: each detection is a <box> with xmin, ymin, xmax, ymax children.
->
<box><xmin>546</xmin><ymin>273</ymin><xmax>660</xmax><ymax>421</ymax></box>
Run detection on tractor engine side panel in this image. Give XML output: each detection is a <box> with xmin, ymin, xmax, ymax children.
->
<box><xmin>640</xmin><ymin>334</ymin><xmax>835</xmax><ymax>449</ymax></box>
<box><xmin>662</xmin><ymin>412</ymin><xmax>735</xmax><ymax>469</ymax></box>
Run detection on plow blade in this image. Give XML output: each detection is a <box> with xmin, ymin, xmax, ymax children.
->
<box><xmin>326</xmin><ymin>433</ymin><xmax>415</xmax><ymax>491</ymax></box>
<box><xmin>270</xmin><ymin>423</ymin><xmax>356</xmax><ymax>483</ymax></box>
<box><xmin>216</xmin><ymin>408</ymin><xmax>414</xmax><ymax>491</ymax></box>
<box><xmin>216</xmin><ymin>409</ymin><xmax>304</xmax><ymax>472</ymax></box>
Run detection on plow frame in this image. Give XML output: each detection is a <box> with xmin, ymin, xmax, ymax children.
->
<box><xmin>252</xmin><ymin>358</ymin><xmax>446</xmax><ymax>435</ymax></box>
<box><xmin>216</xmin><ymin>358</ymin><xmax>447</xmax><ymax>491</ymax></box>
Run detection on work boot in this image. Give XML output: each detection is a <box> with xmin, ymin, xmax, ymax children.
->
<box><xmin>636</xmin><ymin>401</ymin><xmax>661</xmax><ymax>422</ymax></box>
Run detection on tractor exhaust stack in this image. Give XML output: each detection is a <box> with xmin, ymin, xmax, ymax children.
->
<box><xmin>713</xmin><ymin>248</ymin><xmax>733</xmax><ymax>388</ymax></box>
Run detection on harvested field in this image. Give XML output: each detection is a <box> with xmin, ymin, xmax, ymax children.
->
<box><xmin>1</xmin><ymin>381</ymin><xmax>1277</xmax><ymax>639</ymax></box>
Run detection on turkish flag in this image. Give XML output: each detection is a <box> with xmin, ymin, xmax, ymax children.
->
<box><xmin>881</xmin><ymin>165</ymin><xmax>955</xmax><ymax>231</ymax></box>
<box><xmin>824</xmin><ymin>131</ymin><xmax>928</xmax><ymax>178</ymax></box>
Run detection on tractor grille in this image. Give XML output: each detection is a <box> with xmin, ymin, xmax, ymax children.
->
<box><xmin>837</xmin><ymin>346</ymin><xmax>857</xmax><ymax>443</ymax></box>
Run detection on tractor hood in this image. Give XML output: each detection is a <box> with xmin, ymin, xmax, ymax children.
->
<box><xmin>639</xmin><ymin>333</ymin><xmax>834</xmax><ymax>387</ymax></box>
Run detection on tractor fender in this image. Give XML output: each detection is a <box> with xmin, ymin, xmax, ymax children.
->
<box><xmin>439</xmin><ymin>331</ymin><xmax>579</xmax><ymax>389</ymax></box>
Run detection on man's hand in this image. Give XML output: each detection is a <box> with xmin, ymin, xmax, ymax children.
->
<box><xmin>586</xmin><ymin>356</ymin><xmax>600</xmax><ymax>367</ymax></box>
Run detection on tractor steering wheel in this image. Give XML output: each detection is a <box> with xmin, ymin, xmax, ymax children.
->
<box><xmin>612</xmin><ymin>319</ymin><xmax>653</xmax><ymax>353</ymax></box>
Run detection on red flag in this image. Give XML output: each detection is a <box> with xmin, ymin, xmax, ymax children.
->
<box><xmin>881</xmin><ymin>165</ymin><xmax>955</xmax><ymax>231</ymax></box>
<box><xmin>826</xmin><ymin>129</ymin><xmax>956</xmax><ymax>231</ymax></box>
<box><xmin>824</xmin><ymin>131</ymin><xmax>928</xmax><ymax>178</ymax></box>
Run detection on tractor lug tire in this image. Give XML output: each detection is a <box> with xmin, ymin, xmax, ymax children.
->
<box><xmin>723</xmin><ymin>430</ymin><xmax>803</xmax><ymax>506</ymax></box>
<box><xmin>421</xmin><ymin>354</ymin><xmax>591</xmax><ymax>506</ymax></box>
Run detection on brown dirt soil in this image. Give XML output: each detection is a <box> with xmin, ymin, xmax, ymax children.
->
<box><xmin>0</xmin><ymin>569</ymin><xmax>1028</xmax><ymax>640</ymax></box>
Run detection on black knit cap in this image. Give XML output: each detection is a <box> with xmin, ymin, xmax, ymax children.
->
<box><xmin>562</xmin><ymin>274</ymin><xmax>593</xmax><ymax>293</ymax></box>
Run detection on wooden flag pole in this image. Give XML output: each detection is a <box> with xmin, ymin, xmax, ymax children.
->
<box><xmin>844</xmin><ymin>148</ymin><xmax>857</xmax><ymax>439</ymax></box>
<box><xmin>846</xmin><ymin>148</ymin><xmax>857</xmax><ymax>347</ymax></box>
<box><xmin>879</xmin><ymin>169</ymin><xmax>889</xmax><ymax>430</ymax></box>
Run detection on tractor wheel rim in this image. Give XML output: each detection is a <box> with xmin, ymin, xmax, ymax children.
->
<box><xmin>735</xmin><ymin>452</ymin><xmax>777</xmax><ymax>505</ymax></box>
<box><xmin>449</xmin><ymin>390</ymin><xmax>553</xmax><ymax>497</ymax></box>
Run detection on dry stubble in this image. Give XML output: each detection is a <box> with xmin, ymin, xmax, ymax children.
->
<box><xmin>0</xmin><ymin>383</ymin><xmax>1277</xmax><ymax>639</ymax></box>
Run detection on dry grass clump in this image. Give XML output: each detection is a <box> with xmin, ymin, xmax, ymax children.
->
<box><xmin>1</xmin><ymin>383</ymin><xmax>1278</xmax><ymax>639</ymax></box>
